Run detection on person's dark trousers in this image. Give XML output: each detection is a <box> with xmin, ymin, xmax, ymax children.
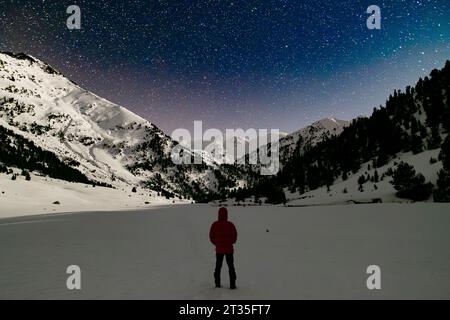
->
<box><xmin>214</xmin><ymin>253</ymin><xmax>237</xmax><ymax>288</ymax></box>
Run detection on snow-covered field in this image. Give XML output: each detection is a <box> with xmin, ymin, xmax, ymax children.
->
<box><xmin>0</xmin><ymin>203</ymin><xmax>449</xmax><ymax>299</ymax></box>
<box><xmin>0</xmin><ymin>171</ymin><xmax>185</xmax><ymax>219</ymax></box>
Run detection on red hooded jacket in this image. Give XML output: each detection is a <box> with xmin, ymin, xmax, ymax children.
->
<box><xmin>209</xmin><ymin>207</ymin><xmax>237</xmax><ymax>254</ymax></box>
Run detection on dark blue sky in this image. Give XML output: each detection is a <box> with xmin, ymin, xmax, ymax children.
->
<box><xmin>1</xmin><ymin>0</ymin><xmax>449</xmax><ymax>133</ymax></box>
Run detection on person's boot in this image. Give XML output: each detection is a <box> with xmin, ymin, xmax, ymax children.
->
<box><xmin>230</xmin><ymin>275</ymin><xmax>237</xmax><ymax>289</ymax></box>
<box><xmin>214</xmin><ymin>272</ymin><xmax>221</xmax><ymax>288</ymax></box>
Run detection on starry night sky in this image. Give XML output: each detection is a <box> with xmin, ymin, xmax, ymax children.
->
<box><xmin>1</xmin><ymin>0</ymin><xmax>449</xmax><ymax>134</ymax></box>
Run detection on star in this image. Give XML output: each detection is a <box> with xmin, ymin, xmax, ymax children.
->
<box><xmin>0</xmin><ymin>0</ymin><xmax>448</xmax><ymax>134</ymax></box>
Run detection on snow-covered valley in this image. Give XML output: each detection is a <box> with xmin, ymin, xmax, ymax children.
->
<box><xmin>0</xmin><ymin>170</ymin><xmax>186</xmax><ymax>219</ymax></box>
<box><xmin>0</xmin><ymin>204</ymin><xmax>449</xmax><ymax>299</ymax></box>
<box><xmin>3</xmin><ymin>52</ymin><xmax>448</xmax><ymax>210</ymax></box>
<box><xmin>1</xmin><ymin>0</ymin><xmax>449</xmax><ymax>302</ymax></box>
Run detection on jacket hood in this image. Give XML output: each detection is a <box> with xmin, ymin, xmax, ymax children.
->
<box><xmin>218</xmin><ymin>207</ymin><xmax>228</xmax><ymax>221</ymax></box>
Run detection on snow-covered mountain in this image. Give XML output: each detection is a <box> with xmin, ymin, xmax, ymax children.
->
<box><xmin>242</xmin><ymin>117</ymin><xmax>349</xmax><ymax>174</ymax></box>
<box><xmin>278</xmin><ymin>117</ymin><xmax>349</xmax><ymax>161</ymax></box>
<box><xmin>190</xmin><ymin>131</ymin><xmax>288</xmax><ymax>165</ymax></box>
<box><xmin>0</xmin><ymin>52</ymin><xmax>237</xmax><ymax>198</ymax></box>
<box><xmin>229</xmin><ymin>60</ymin><xmax>450</xmax><ymax>204</ymax></box>
<box><xmin>3</xmin><ymin>52</ymin><xmax>447</xmax><ymax>206</ymax></box>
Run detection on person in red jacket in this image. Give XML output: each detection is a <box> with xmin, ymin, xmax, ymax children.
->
<box><xmin>209</xmin><ymin>207</ymin><xmax>237</xmax><ymax>289</ymax></box>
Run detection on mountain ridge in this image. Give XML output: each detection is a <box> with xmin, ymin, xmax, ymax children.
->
<box><xmin>227</xmin><ymin>60</ymin><xmax>450</xmax><ymax>204</ymax></box>
<box><xmin>3</xmin><ymin>52</ymin><xmax>448</xmax><ymax>204</ymax></box>
<box><xmin>0</xmin><ymin>51</ymin><xmax>237</xmax><ymax>200</ymax></box>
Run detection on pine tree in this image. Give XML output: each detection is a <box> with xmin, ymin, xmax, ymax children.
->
<box><xmin>434</xmin><ymin>135</ymin><xmax>450</xmax><ymax>202</ymax></box>
<box><xmin>427</xmin><ymin>126</ymin><xmax>442</xmax><ymax>150</ymax></box>
<box><xmin>357</xmin><ymin>175</ymin><xmax>366</xmax><ymax>185</ymax></box>
<box><xmin>357</xmin><ymin>175</ymin><xmax>365</xmax><ymax>192</ymax></box>
<box><xmin>433</xmin><ymin>169</ymin><xmax>450</xmax><ymax>202</ymax></box>
<box><xmin>391</xmin><ymin>162</ymin><xmax>432</xmax><ymax>201</ymax></box>
<box><xmin>410</xmin><ymin>119</ymin><xmax>423</xmax><ymax>154</ymax></box>
<box><xmin>438</xmin><ymin>135</ymin><xmax>450</xmax><ymax>169</ymax></box>
<box><xmin>373</xmin><ymin>170</ymin><xmax>379</xmax><ymax>183</ymax></box>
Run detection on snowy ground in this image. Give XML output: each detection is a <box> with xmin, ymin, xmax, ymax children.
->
<box><xmin>0</xmin><ymin>203</ymin><xmax>449</xmax><ymax>299</ymax></box>
<box><xmin>285</xmin><ymin>149</ymin><xmax>443</xmax><ymax>206</ymax></box>
<box><xmin>0</xmin><ymin>171</ymin><xmax>186</xmax><ymax>219</ymax></box>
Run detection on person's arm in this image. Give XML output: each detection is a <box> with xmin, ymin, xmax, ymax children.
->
<box><xmin>231</xmin><ymin>223</ymin><xmax>237</xmax><ymax>244</ymax></box>
<box><xmin>209</xmin><ymin>223</ymin><xmax>216</xmax><ymax>245</ymax></box>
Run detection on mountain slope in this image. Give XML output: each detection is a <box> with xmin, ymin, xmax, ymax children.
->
<box><xmin>0</xmin><ymin>124</ymin><xmax>95</xmax><ymax>185</ymax></box>
<box><xmin>0</xmin><ymin>52</ymin><xmax>238</xmax><ymax>199</ymax></box>
<box><xmin>280</xmin><ymin>61</ymin><xmax>450</xmax><ymax>196</ymax></box>
<box><xmin>229</xmin><ymin>61</ymin><xmax>450</xmax><ymax>204</ymax></box>
<box><xmin>278</xmin><ymin>117</ymin><xmax>349</xmax><ymax>162</ymax></box>
<box><xmin>237</xmin><ymin>117</ymin><xmax>349</xmax><ymax>181</ymax></box>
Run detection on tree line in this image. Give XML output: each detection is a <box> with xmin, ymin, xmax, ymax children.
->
<box><xmin>227</xmin><ymin>60</ymin><xmax>450</xmax><ymax>203</ymax></box>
